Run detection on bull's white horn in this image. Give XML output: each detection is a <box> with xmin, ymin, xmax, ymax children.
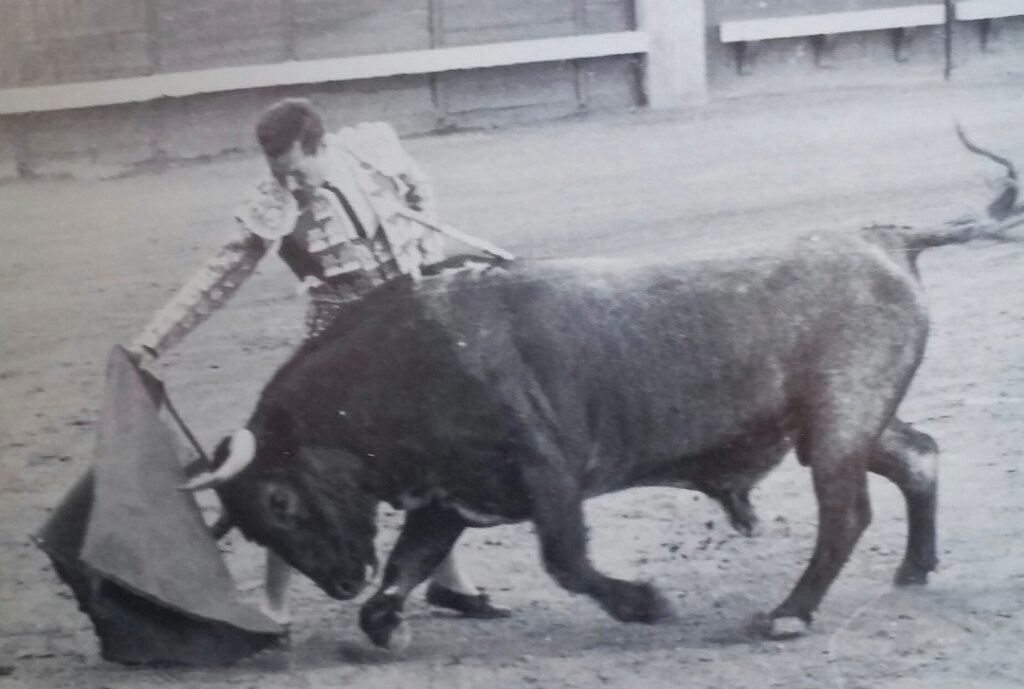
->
<box><xmin>179</xmin><ymin>429</ymin><xmax>257</xmax><ymax>492</ymax></box>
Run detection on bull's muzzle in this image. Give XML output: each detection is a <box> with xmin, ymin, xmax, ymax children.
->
<box><xmin>179</xmin><ymin>429</ymin><xmax>257</xmax><ymax>492</ymax></box>
<box><xmin>326</xmin><ymin>575</ymin><xmax>367</xmax><ymax>601</ymax></box>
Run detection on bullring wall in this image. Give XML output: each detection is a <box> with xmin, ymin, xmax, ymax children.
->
<box><xmin>0</xmin><ymin>0</ymin><xmax>643</xmax><ymax>177</ymax></box>
<box><xmin>0</xmin><ymin>0</ymin><xmax>1022</xmax><ymax>178</ymax></box>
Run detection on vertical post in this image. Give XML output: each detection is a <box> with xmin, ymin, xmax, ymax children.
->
<box><xmin>943</xmin><ymin>0</ymin><xmax>954</xmax><ymax>80</ymax></box>
<box><xmin>0</xmin><ymin>117</ymin><xmax>19</xmax><ymax>180</ymax></box>
<box><xmin>635</xmin><ymin>0</ymin><xmax>707</xmax><ymax>108</ymax></box>
<box><xmin>428</xmin><ymin>0</ymin><xmax>446</xmax><ymax>125</ymax></box>
<box><xmin>281</xmin><ymin>0</ymin><xmax>297</xmax><ymax>62</ymax></box>
<box><xmin>0</xmin><ymin>4</ymin><xmax>20</xmax><ymax>177</ymax></box>
<box><xmin>571</xmin><ymin>0</ymin><xmax>589</xmax><ymax>110</ymax></box>
<box><xmin>145</xmin><ymin>0</ymin><xmax>160</xmax><ymax>74</ymax></box>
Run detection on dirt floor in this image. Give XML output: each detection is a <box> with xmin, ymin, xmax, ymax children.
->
<box><xmin>2</xmin><ymin>77</ymin><xmax>1024</xmax><ymax>689</ymax></box>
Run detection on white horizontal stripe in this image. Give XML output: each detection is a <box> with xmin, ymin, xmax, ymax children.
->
<box><xmin>956</xmin><ymin>0</ymin><xmax>1024</xmax><ymax>20</ymax></box>
<box><xmin>720</xmin><ymin>5</ymin><xmax>946</xmax><ymax>43</ymax></box>
<box><xmin>0</xmin><ymin>31</ymin><xmax>650</xmax><ymax>115</ymax></box>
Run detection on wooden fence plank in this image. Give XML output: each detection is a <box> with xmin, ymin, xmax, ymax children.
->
<box><xmin>155</xmin><ymin>0</ymin><xmax>287</xmax><ymax>71</ymax></box>
<box><xmin>441</xmin><ymin>0</ymin><xmax>577</xmax><ymax>44</ymax></box>
<box><xmin>0</xmin><ymin>3</ymin><xmax>21</xmax><ymax>88</ymax></box>
<box><xmin>585</xmin><ymin>0</ymin><xmax>634</xmax><ymax>32</ymax></box>
<box><xmin>293</xmin><ymin>0</ymin><xmax>431</xmax><ymax>59</ymax></box>
<box><xmin>442</xmin><ymin>0</ymin><xmax>574</xmax><ymax>31</ymax></box>
<box><xmin>439</xmin><ymin>60</ymin><xmax>578</xmax><ymax>113</ymax></box>
<box><xmin>52</xmin><ymin>32</ymin><xmax>152</xmax><ymax>82</ymax></box>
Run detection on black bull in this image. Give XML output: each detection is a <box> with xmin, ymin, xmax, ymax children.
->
<box><xmin>191</xmin><ymin>219</ymin><xmax>1019</xmax><ymax>648</ymax></box>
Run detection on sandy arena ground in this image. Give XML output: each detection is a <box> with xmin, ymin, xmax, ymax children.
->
<box><xmin>2</xmin><ymin>78</ymin><xmax>1024</xmax><ymax>689</ymax></box>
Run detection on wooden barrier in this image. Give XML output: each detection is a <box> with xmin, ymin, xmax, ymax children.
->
<box><xmin>0</xmin><ymin>31</ymin><xmax>649</xmax><ymax>115</ymax></box>
<box><xmin>719</xmin><ymin>5</ymin><xmax>946</xmax><ymax>42</ymax></box>
<box><xmin>719</xmin><ymin>4</ymin><xmax>946</xmax><ymax>71</ymax></box>
<box><xmin>955</xmin><ymin>0</ymin><xmax>1024</xmax><ymax>50</ymax></box>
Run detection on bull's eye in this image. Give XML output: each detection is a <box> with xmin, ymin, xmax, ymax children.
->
<box><xmin>261</xmin><ymin>483</ymin><xmax>300</xmax><ymax>529</ymax></box>
<box><xmin>270</xmin><ymin>493</ymin><xmax>289</xmax><ymax>513</ymax></box>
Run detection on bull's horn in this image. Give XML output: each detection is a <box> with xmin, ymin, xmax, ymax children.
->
<box><xmin>179</xmin><ymin>429</ymin><xmax>256</xmax><ymax>492</ymax></box>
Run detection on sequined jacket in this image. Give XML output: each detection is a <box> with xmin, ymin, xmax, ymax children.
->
<box><xmin>130</xmin><ymin>122</ymin><xmax>444</xmax><ymax>356</ymax></box>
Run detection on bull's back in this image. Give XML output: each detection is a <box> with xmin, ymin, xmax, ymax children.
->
<box><xmin>424</xmin><ymin>235</ymin><xmax>929</xmax><ymax>479</ymax></box>
<box><xmin>268</xmin><ymin>232</ymin><xmax>928</xmax><ymax>498</ymax></box>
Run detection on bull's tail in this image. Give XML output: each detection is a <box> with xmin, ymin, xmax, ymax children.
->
<box><xmin>894</xmin><ymin>213</ymin><xmax>1024</xmax><ymax>254</ymax></box>
<box><xmin>879</xmin><ymin>127</ymin><xmax>1024</xmax><ymax>255</ymax></box>
<box><xmin>955</xmin><ymin>123</ymin><xmax>1019</xmax><ymax>221</ymax></box>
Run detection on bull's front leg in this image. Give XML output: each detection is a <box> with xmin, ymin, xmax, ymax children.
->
<box><xmin>359</xmin><ymin>504</ymin><xmax>465</xmax><ymax>650</ymax></box>
<box><xmin>521</xmin><ymin>462</ymin><xmax>673</xmax><ymax>624</ymax></box>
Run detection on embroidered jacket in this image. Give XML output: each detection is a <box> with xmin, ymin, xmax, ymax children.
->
<box><xmin>131</xmin><ymin>122</ymin><xmax>443</xmax><ymax>356</ymax></box>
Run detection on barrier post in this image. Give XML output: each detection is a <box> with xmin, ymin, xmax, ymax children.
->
<box><xmin>636</xmin><ymin>0</ymin><xmax>708</xmax><ymax>108</ymax></box>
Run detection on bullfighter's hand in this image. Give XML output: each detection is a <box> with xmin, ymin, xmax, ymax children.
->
<box><xmin>126</xmin><ymin>344</ymin><xmax>158</xmax><ymax>370</ymax></box>
<box><xmin>295</xmin><ymin>275</ymin><xmax>325</xmax><ymax>296</ymax></box>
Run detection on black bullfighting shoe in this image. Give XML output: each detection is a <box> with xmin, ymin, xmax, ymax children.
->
<box><xmin>425</xmin><ymin>582</ymin><xmax>512</xmax><ymax>619</ymax></box>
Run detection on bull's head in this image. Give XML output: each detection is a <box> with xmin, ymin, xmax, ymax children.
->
<box><xmin>181</xmin><ymin>409</ymin><xmax>379</xmax><ymax>601</ymax></box>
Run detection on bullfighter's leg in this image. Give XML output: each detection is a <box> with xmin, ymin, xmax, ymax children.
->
<box><xmin>359</xmin><ymin>505</ymin><xmax>468</xmax><ymax>650</ymax></box>
<box><xmin>431</xmin><ymin>553</ymin><xmax>476</xmax><ymax>594</ymax></box>
<box><xmin>868</xmin><ymin>418</ymin><xmax>939</xmax><ymax>585</ymax></box>
<box><xmin>757</xmin><ymin>412</ymin><xmax>880</xmax><ymax>639</ymax></box>
<box><xmin>427</xmin><ymin>551</ymin><xmax>511</xmax><ymax>618</ymax></box>
<box><xmin>260</xmin><ymin>544</ymin><xmax>506</xmax><ymax>628</ymax></box>
<box><xmin>521</xmin><ymin>463</ymin><xmax>673</xmax><ymax>624</ymax></box>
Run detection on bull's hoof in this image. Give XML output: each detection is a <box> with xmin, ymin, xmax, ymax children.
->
<box><xmin>894</xmin><ymin>561</ymin><xmax>932</xmax><ymax>586</ymax></box>
<box><xmin>359</xmin><ymin>595</ymin><xmax>409</xmax><ymax>650</ymax></box>
<box><xmin>600</xmin><ymin>580</ymin><xmax>674</xmax><ymax>624</ymax></box>
<box><xmin>425</xmin><ymin>582</ymin><xmax>512</xmax><ymax>619</ymax></box>
<box><xmin>751</xmin><ymin>612</ymin><xmax>811</xmax><ymax>640</ymax></box>
<box><xmin>720</xmin><ymin>493</ymin><xmax>760</xmax><ymax>537</ymax></box>
<box><xmin>386</xmin><ymin>618</ymin><xmax>413</xmax><ymax>653</ymax></box>
<box><xmin>732</xmin><ymin>515</ymin><xmax>760</xmax><ymax>538</ymax></box>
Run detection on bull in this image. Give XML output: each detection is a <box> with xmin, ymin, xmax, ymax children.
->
<box><xmin>183</xmin><ymin>142</ymin><xmax>1021</xmax><ymax>650</ymax></box>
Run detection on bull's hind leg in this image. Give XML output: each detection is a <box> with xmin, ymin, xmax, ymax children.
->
<box><xmin>758</xmin><ymin>411</ymin><xmax>883</xmax><ymax>639</ymax></box>
<box><xmin>869</xmin><ymin>418</ymin><xmax>939</xmax><ymax>585</ymax></box>
<box><xmin>521</xmin><ymin>462</ymin><xmax>673</xmax><ymax>623</ymax></box>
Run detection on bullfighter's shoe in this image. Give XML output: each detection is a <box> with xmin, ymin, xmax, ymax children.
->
<box><xmin>425</xmin><ymin>582</ymin><xmax>511</xmax><ymax>619</ymax></box>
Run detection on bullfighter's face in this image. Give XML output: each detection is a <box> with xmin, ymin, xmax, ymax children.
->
<box><xmin>211</xmin><ymin>436</ymin><xmax>379</xmax><ymax>602</ymax></box>
<box><xmin>268</xmin><ymin>139</ymin><xmax>327</xmax><ymax>195</ymax></box>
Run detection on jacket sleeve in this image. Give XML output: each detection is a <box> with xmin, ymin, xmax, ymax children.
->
<box><xmin>372</xmin><ymin>124</ymin><xmax>446</xmax><ymax>262</ymax></box>
<box><xmin>397</xmin><ymin>155</ymin><xmax>438</xmax><ymax>219</ymax></box>
<box><xmin>376</xmin><ymin>126</ymin><xmax>503</xmax><ymax>259</ymax></box>
<box><xmin>354</xmin><ymin>122</ymin><xmax>439</xmax><ymax>220</ymax></box>
<box><xmin>130</xmin><ymin>226</ymin><xmax>269</xmax><ymax>356</ymax></box>
<box><xmin>396</xmin><ymin>156</ymin><xmax>445</xmax><ymax>264</ymax></box>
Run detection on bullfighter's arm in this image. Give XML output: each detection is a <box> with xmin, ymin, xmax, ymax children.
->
<box><xmin>395</xmin><ymin>147</ymin><xmax>514</xmax><ymax>262</ymax></box>
<box><xmin>384</xmin><ymin>131</ymin><xmax>444</xmax><ymax>265</ymax></box>
<box><xmin>129</xmin><ymin>226</ymin><xmax>269</xmax><ymax>357</ymax></box>
<box><xmin>354</xmin><ymin>122</ymin><xmax>510</xmax><ymax>263</ymax></box>
<box><xmin>397</xmin><ymin>155</ymin><xmax>438</xmax><ymax>219</ymax></box>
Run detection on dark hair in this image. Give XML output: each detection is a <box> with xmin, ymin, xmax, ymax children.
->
<box><xmin>255</xmin><ymin>98</ymin><xmax>325</xmax><ymax>158</ymax></box>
